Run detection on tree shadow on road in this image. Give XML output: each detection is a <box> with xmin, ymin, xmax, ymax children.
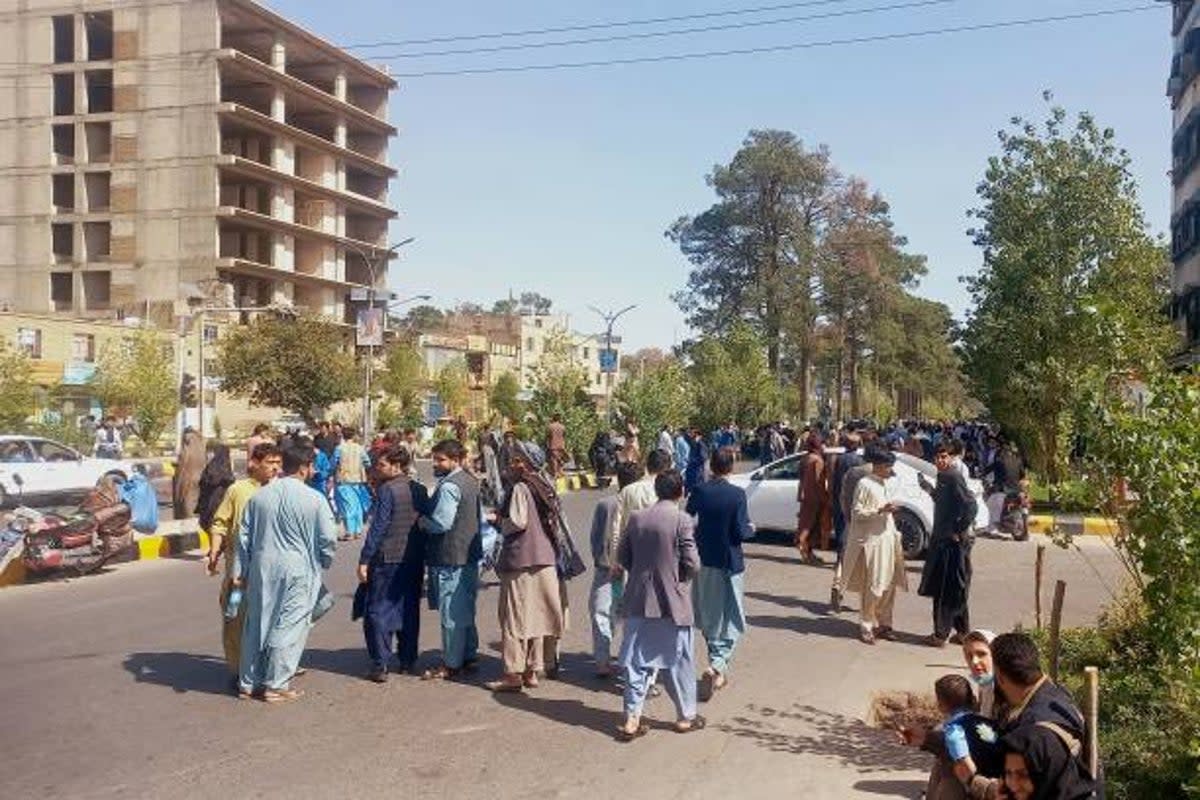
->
<box><xmin>122</xmin><ymin>651</ymin><xmax>232</xmax><ymax>695</ymax></box>
<box><xmin>853</xmin><ymin>778</ymin><xmax>927</xmax><ymax>796</ymax></box>
<box><xmin>719</xmin><ymin>702</ymin><xmax>931</xmax><ymax>773</ymax></box>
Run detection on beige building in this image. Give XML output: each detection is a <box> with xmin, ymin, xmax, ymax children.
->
<box><xmin>518</xmin><ymin>312</ymin><xmax>621</xmax><ymax>408</ymax></box>
<box><xmin>0</xmin><ymin>0</ymin><xmax>396</xmax><ymax>328</ymax></box>
<box><xmin>1169</xmin><ymin>0</ymin><xmax>1200</xmax><ymax>366</ymax></box>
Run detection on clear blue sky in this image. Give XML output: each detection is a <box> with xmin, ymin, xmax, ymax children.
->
<box><xmin>273</xmin><ymin>0</ymin><xmax>1170</xmax><ymax>349</ymax></box>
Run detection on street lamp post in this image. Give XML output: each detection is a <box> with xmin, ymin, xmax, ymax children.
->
<box><xmin>348</xmin><ymin>238</ymin><xmax>415</xmax><ymax>439</ymax></box>
<box><xmin>588</xmin><ymin>304</ymin><xmax>636</xmax><ymax>422</ymax></box>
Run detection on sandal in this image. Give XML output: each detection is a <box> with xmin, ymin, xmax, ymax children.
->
<box><xmin>260</xmin><ymin>688</ymin><xmax>304</xmax><ymax>703</ymax></box>
<box><xmin>675</xmin><ymin>715</ymin><xmax>707</xmax><ymax>733</ymax></box>
<box><xmin>616</xmin><ymin>723</ymin><xmax>649</xmax><ymax>742</ymax></box>
<box><xmin>421</xmin><ymin>665</ymin><xmax>459</xmax><ymax>681</ymax></box>
<box><xmin>712</xmin><ymin>672</ymin><xmax>728</xmax><ymax>692</ymax></box>
<box><xmin>522</xmin><ymin>671</ymin><xmax>540</xmax><ymax>689</ymax></box>
<box><xmin>860</xmin><ymin>629</ymin><xmax>877</xmax><ymax>645</ymax></box>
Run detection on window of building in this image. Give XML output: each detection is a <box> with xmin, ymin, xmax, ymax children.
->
<box><xmin>71</xmin><ymin>333</ymin><xmax>95</xmax><ymax>363</ymax></box>
<box><xmin>84</xmin><ymin>11</ymin><xmax>113</xmax><ymax>61</ymax></box>
<box><xmin>525</xmin><ymin>337</ymin><xmax>535</xmax><ymax>352</ymax></box>
<box><xmin>583</xmin><ymin>347</ymin><xmax>590</xmax><ymax>359</ymax></box>
<box><xmin>203</xmin><ymin>324</ymin><xmax>219</xmax><ymax>344</ymax></box>
<box><xmin>534</xmin><ymin>318</ymin><xmax>542</xmax><ymax>328</ymax></box>
<box><xmin>84</xmin><ymin>70</ymin><xmax>113</xmax><ymax>113</ymax></box>
<box><xmin>52</xmin><ymin>173</ymin><xmax>75</xmax><ymax>211</ymax></box>
<box><xmin>53</xmin><ymin>73</ymin><xmax>75</xmax><ymax>116</ymax></box>
<box><xmin>16</xmin><ymin>328</ymin><xmax>43</xmax><ymax>359</ymax></box>
<box><xmin>84</xmin><ymin>171</ymin><xmax>110</xmax><ymax>211</ymax></box>
<box><xmin>82</xmin><ymin>271</ymin><xmax>111</xmax><ymax>310</ymax></box>
<box><xmin>53</xmin><ymin>15</ymin><xmax>75</xmax><ymax>64</ymax></box>
<box><xmin>84</xmin><ymin>122</ymin><xmax>111</xmax><ymax>162</ymax></box>
<box><xmin>52</xmin><ymin>124</ymin><xmax>76</xmax><ymax>164</ymax></box>
<box><xmin>52</xmin><ymin>222</ymin><xmax>74</xmax><ymax>260</ymax></box>
<box><xmin>51</xmin><ymin>272</ymin><xmax>74</xmax><ymax>311</ymax></box>
<box><xmin>83</xmin><ymin>221</ymin><xmax>110</xmax><ymax>260</ymax></box>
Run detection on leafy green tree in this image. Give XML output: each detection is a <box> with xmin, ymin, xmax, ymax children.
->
<box><xmin>962</xmin><ymin>99</ymin><xmax>1175</xmax><ymax>483</ymax></box>
<box><xmin>613</xmin><ymin>359</ymin><xmax>694</xmax><ymax>444</ymax></box>
<box><xmin>0</xmin><ymin>339</ymin><xmax>37</xmax><ymax>429</ymax></box>
<box><xmin>215</xmin><ymin>315</ymin><xmax>358</xmax><ymax>421</ymax></box>
<box><xmin>687</xmin><ymin>324</ymin><xmax>780</xmax><ymax>431</ymax></box>
<box><xmin>433</xmin><ymin>358</ymin><xmax>470</xmax><ymax>418</ymax></box>
<box><xmin>91</xmin><ymin>329</ymin><xmax>177</xmax><ymax>445</ymax></box>
<box><xmin>518</xmin><ymin>291</ymin><xmax>553</xmax><ymax>315</ymax></box>
<box><xmin>669</xmin><ymin>130</ymin><xmax>839</xmax><ymax>418</ymax></box>
<box><xmin>489</xmin><ymin>371</ymin><xmax>522</xmax><ymax>423</ymax></box>
<box><xmin>379</xmin><ymin>341</ymin><xmax>426</xmax><ymax>425</ymax></box>
<box><xmin>527</xmin><ymin>329</ymin><xmax>601</xmax><ymax>462</ymax></box>
<box><xmin>396</xmin><ymin>304</ymin><xmax>445</xmax><ymax>333</ymax></box>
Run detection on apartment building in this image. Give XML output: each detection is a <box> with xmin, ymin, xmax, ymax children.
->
<box><xmin>517</xmin><ymin>312</ymin><xmax>621</xmax><ymax>407</ymax></box>
<box><xmin>0</xmin><ymin>0</ymin><xmax>397</xmax><ymax>327</ymax></box>
<box><xmin>1168</xmin><ymin>0</ymin><xmax>1200</xmax><ymax>366</ymax></box>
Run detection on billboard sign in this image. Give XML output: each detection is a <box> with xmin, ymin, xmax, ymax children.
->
<box><xmin>356</xmin><ymin>308</ymin><xmax>384</xmax><ymax>347</ymax></box>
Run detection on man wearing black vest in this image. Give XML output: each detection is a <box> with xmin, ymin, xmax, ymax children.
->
<box><xmin>419</xmin><ymin>439</ymin><xmax>484</xmax><ymax>681</ymax></box>
<box><xmin>357</xmin><ymin>446</ymin><xmax>430</xmax><ymax>682</ymax></box>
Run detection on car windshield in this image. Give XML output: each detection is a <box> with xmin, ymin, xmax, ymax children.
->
<box><xmin>762</xmin><ymin>458</ymin><xmax>801</xmax><ymax>481</ymax></box>
<box><xmin>0</xmin><ymin>441</ymin><xmax>34</xmax><ymax>463</ymax></box>
<box><xmin>34</xmin><ymin>440</ymin><xmax>79</xmax><ymax>462</ymax></box>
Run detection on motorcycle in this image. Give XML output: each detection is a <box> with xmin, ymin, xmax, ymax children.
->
<box><xmin>18</xmin><ymin>473</ymin><xmax>134</xmax><ymax>577</ymax></box>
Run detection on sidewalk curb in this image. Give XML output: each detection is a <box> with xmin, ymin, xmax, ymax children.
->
<box><xmin>554</xmin><ymin>472</ymin><xmax>598</xmax><ymax>493</ymax></box>
<box><xmin>1028</xmin><ymin>514</ymin><xmax>1115</xmax><ymax>537</ymax></box>
<box><xmin>0</xmin><ymin>520</ymin><xmax>206</xmax><ymax>589</ymax></box>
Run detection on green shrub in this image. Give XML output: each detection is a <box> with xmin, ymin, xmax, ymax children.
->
<box><xmin>1030</xmin><ymin>589</ymin><xmax>1200</xmax><ymax>799</ymax></box>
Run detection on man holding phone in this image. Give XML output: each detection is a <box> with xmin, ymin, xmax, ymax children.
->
<box><xmin>841</xmin><ymin>446</ymin><xmax>909</xmax><ymax>645</ymax></box>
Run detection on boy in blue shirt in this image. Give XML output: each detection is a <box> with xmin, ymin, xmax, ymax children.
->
<box><xmin>936</xmin><ymin>673</ymin><xmax>1005</xmax><ymax>789</ymax></box>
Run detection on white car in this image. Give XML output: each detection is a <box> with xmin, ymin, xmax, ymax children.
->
<box><xmin>727</xmin><ymin>451</ymin><xmax>988</xmax><ymax>559</ymax></box>
<box><xmin>0</xmin><ymin>436</ymin><xmax>137</xmax><ymax>508</ymax></box>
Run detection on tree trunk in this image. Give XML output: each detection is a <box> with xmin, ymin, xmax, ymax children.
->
<box><xmin>798</xmin><ymin>348</ymin><xmax>811</xmax><ymax>422</ymax></box>
<box><xmin>835</xmin><ymin>354</ymin><xmax>844</xmax><ymax>422</ymax></box>
<box><xmin>849</xmin><ymin>353</ymin><xmax>860</xmax><ymax>419</ymax></box>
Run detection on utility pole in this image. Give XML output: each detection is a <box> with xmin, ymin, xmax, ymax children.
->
<box><xmin>588</xmin><ymin>304</ymin><xmax>636</xmax><ymax>422</ymax></box>
<box><xmin>349</xmin><ymin>238</ymin><xmax>414</xmax><ymax>439</ymax></box>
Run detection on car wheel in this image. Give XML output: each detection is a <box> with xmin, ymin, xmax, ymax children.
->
<box><xmin>895</xmin><ymin>509</ymin><xmax>927</xmax><ymax>560</ymax></box>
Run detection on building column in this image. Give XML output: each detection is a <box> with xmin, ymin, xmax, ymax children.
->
<box><xmin>334</xmin><ymin>69</ymin><xmax>347</xmax><ymax>102</ymax></box>
<box><xmin>334</xmin><ymin>117</ymin><xmax>347</xmax><ymax>149</ymax></box>
<box><xmin>271</xmin><ymin>36</ymin><xmax>286</xmax><ymax>72</ymax></box>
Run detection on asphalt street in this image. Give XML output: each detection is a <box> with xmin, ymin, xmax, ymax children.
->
<box><xmin>0</xmin><ymin>487</ymin><xmax>1126</xmax><ymax>800</ymax></box>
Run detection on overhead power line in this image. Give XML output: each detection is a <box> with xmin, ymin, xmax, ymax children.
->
<box><xmin>391</xmin><ymin>5</ymin><xmax>1162</xmax><ymax>78</ymax></box>
<box><xmin>382</xmin><ymin>0</ymin><xmax>961</xmax><ymax>60</ymax></box>
<box><xmin>342</xmin><ymin>0</ymin><xmax>863</xmax><ymax>48</ymax></box>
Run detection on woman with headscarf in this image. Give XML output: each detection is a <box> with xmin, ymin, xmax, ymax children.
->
<box><xmin>1000</xmin><ymin>725</ymin><xmax>1097</xmax><ymax>800</ymax></box>
<box><xmin>195</xmin><ymin>444</ymin><xmax>234</xmax><ymax>535</ymax></box>
<box><xmin>173</xmin><ymin>427</ymin><xmax>207</xmax><ymax>520</ymax></box>
<box><xmin>795</xmin><ymin>433</ymin><xmax>830</xmax><ymax>564</ymax></box>
<box><xmin>487</xmin><ymin>441</ymin><xmax>565</xmax><ymax>692</ymax></box>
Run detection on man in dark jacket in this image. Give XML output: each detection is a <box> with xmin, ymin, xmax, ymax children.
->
<box><xmin>918</xmin><ymin>444</ymin><xmax>979</xmax><ymax>647</ymax></box>
<box><xmin>686</xmin><ymin>447</ymin><xmax>754</xmax><ymax>699</ymax></box>
<box><xmin>973</xmin><ymin>633</ymin><xmax>1103</xmax><ymax>799</ymax></box>
<box><xmin>357</xmin><ymin>446</ymin><xmax>429</xmax><ymax>681</ymax></box>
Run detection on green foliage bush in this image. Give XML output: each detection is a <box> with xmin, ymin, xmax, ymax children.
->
<box><xmin>1031</xmin><ymin>589</ymin><xmax>1200</xmax><ymax>799</ymax></box>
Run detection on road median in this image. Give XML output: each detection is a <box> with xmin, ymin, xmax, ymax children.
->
<box><xmin>1028</xmin><ymin>514</ymin><xmax>1116</xmax><ymax>537</ymax></box>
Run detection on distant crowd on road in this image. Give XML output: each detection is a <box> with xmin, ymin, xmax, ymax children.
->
<box><xmin>178</xmin><ymin>412</ymin><xmax>1094</xmax><ymax>799</ymax></box>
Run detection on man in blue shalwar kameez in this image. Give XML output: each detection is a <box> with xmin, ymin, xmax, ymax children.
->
<box><xmin>419</xmin><ymin>439</ymin><xmax>483</xmax><ymax>681</ymax></box>
<box><xmin>233</xmin><ymin>443</ymin><xmax>337</xmax><ymax>703</ymax></box>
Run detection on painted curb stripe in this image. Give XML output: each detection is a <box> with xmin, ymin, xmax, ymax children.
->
<box><xmin>1028</xmin><ymin>515</ymin><xmax>1114</xmax><ymax>537</ymax></box>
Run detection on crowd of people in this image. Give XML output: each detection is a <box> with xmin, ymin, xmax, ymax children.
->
<box><xmin>179</xmin><ymin>414</ymin><xmax>1096</xmax><ymax>798</ymax></box>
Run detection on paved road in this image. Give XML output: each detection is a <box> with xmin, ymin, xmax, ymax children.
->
<box><xmin>0</xmin><ymin>489</ymin><xmax>1125</xmax><ymax>799</ymax></box>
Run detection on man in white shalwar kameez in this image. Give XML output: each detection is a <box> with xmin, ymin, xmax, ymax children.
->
<box><xmin>841</xmin><ymin>448</ymin><xmax>908</xmax><ymax>645</ymax></box>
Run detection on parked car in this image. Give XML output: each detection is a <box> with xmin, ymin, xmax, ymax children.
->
<box><xmin>0</xmin><ymin>436</ymin><xmax>138</xmax><ymax>508</ymax></box>
<box><xmin>727</xmin><ymin>450</ymin><xmax>988</xmax><ymax>559</ymax></box>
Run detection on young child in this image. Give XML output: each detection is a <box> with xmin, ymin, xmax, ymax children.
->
<box><xmin>936</xmin><ymin>674</ymin><xmax>1005</xmax><ymax>787</ymax></box>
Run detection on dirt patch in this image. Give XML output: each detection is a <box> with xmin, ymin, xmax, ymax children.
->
<box><xmin>868</xmin><ymin>690</ymin><xmax>941</xmax><ymax>733</ymax></box>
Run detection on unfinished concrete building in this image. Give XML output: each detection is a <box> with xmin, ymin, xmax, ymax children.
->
<box><xmin>0</xmin><ymin>0</ymin><xmax>397</xmax><ymax>325</ymax></box>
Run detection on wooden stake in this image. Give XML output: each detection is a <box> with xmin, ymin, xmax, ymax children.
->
<box><xmin>1084</xmin><ymin>666</ymin><xmax>1100</xmax><ymax>778</ymax></box>
<box><xmin>1035</xmin><ymin>543</ymin><xmax>1046</xmax><ymax>630</ymax></box>
<box><xmin>1049</xmin><ymin>580</ymin><xmax>1066</xmax><ymax>683</ymax></box>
